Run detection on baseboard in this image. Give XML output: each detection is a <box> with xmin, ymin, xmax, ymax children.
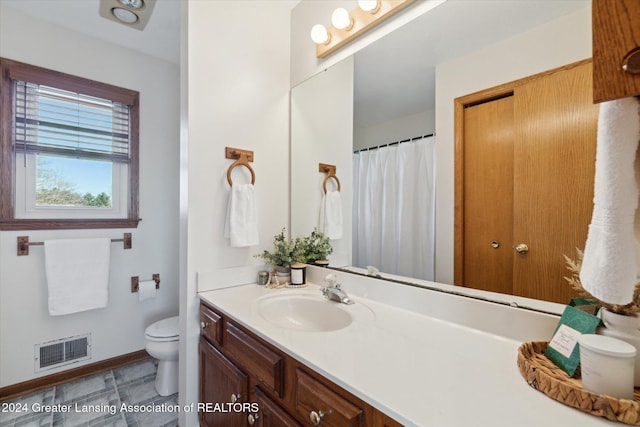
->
<box><xmin>0</xmin><ymin>349</ymin><xmax>150</xmax><ymax>400</ymax></box>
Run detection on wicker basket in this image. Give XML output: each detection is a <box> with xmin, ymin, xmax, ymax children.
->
<box><xmin>517</xmin><ymin>341</ymin><xmax>640</xmax><ymax>425</ymax></box>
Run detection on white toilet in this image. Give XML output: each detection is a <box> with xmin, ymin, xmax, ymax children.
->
<box><xmin>144</xmin><ymin>316</ymin><xmax>179</xmax><ymax>396</ymax></box>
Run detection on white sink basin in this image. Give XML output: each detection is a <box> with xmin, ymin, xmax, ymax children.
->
<box><xmin>255</xmin><ymin>291</ymin><xmax>371</xmax><ymax>332</ymax></box>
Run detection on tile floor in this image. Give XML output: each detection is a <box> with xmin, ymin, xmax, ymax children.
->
<box><xmin>0</xmin><ymin>358</ymin><xmax>178</xmax><ymax>427</ymax></box>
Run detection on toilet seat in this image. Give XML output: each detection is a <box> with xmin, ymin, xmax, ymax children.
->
<box><xmin>145</xmin><ymin>316</ymin><xmax>179</xmax><ymax>342</ymax></box>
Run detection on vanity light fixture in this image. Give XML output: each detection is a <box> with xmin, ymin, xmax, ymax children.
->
<box><xmin>98</xmin><ymin>0</ymin><xmax>157</xmax><ymax>31</ymax></box>
<box><xmin>311</xmin><ymin>0</ymin><xmax>417</xmax><ymax>58</ymax></box>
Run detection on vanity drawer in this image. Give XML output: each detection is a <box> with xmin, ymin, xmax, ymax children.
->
<box><xmin>200</xmin><ymin>303</ymin><xmax>222</xmax><ymax>345</ymax></box>
<box><xmin>295</xmin><ymin>369</ymin><xmax>363</xmax><ymax>427</ymax></box>
<box><xmin>224</xmin><ymin>321</ymin><xmax>284</xmax><ymax>397</ymax></box>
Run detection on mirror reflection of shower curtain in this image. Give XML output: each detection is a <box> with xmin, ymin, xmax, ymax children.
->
<box><xmin>352</xmin><ymin>136</ymin><xmax>435</xmax><ymax>281</ymax></box>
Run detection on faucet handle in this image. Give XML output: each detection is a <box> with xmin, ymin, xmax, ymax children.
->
<box><xmin>324</xmin><ymin>273</ymin><xmax>337</xmax><ymax>285</ymax></box>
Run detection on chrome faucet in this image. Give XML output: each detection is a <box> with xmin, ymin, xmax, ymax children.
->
<box><xmin>321</xmin><ymin>283</ymin><xmax>354</xmax><ymax>305</ymax></box>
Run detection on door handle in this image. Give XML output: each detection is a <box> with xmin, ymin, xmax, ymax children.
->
<box><xmin>514</xmin><ymin>243</ymin><xmax>529</xmax><ymax>254</ymax></box>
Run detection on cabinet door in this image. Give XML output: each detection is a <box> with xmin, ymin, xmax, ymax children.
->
<box><xmin>251</xmin><ymin>387</ymin><xmax>302</xmax><ymax>427</ymax></box>
<box><xmin>200</xmin><ymin>337</ymin><xmax>249</xmax><ymax>427</ymax></box>
<box><xmin>593</xmin><ymin>0</ymin><xmax>640</xmax><ymax>102</ymax></box>
<box><xmin>462</xmin><ymin>95</ymin><xmax>514</xmax><ymax>295</ymax></box>
<box><xmin>512</xmin><ymin>61</ymin><xmax>598</xmax><ymax>303</ymax></box>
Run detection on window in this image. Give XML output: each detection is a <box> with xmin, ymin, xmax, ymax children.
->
<box><xmin>0</xmin><ymin>58</ymin><xmax>139</xmax><ymax>230</ymax></box>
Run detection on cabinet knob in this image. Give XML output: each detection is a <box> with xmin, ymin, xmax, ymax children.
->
<box><xmin>622</xmin><ymin>48</ymin><xmax>640</xmax><ymax>74</ymax></box>
<box><xmin>200</xmin><ymin>321</ymin><xmax>208</xmax><ymax>329</ymax></box>
<box><xmin>309</xmin><ymin>410</ymin><xmax>324</xmax><ymax>426</ymax></box>
<box><xmin>514</xmin><ymin>243</ymin><xmax>529</xmax><ymax>254</ymax></box>
<box><xmin>247</xmin><ymin>413</ymin><xmax>259</xmax><ymax>425</ymax></box>
<box><xmin>230</xmin><ymin>393</ymin><xmax>241</xmax><ymax>403</ymax></box>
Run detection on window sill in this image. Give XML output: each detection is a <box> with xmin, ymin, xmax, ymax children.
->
<box><xmin>0</xmin><ymin>218</ymin><xmax>141</xmax><ymax>231</ymax></box>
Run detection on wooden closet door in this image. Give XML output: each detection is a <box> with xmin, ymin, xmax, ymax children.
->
<box><xmin>512</xmin><ymin>62</ymin><xmax>599</xmax><ymax>303</ymax></box>
<box><xmin>462</xmin><ymin>96</ymin><xmax>514</xmax><ymax>295</ymax></box>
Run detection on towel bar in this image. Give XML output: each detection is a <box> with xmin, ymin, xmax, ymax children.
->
<box><xmin>17</xmin><ymin>233</ymin><xmax>132</xmax><ymax>256</ymax></box>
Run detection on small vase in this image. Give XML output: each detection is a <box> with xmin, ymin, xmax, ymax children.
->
<box><xmin>314</xmin><ymin>260</ymin><xmax>329</xmax><ymax>267</ymax></box>
<box><xmin>597</xmin><ymin>308</ymin><xmax>640</xmax><ymax>387</ymax></box>
<box><xmin>274</xmin><ymin>266</ymin><xmax>291</xmax><ymax>283</ymax></box>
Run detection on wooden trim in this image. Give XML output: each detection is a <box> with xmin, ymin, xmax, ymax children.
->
<box><xmin>0</xmin><ymin>350</ymin><xmax>149</xmax><ymax>400</ymax></box>
<box><xmin>453</xmin><ymin>59</ymin><xmax>592</xmax><ymax>287</ymax></box>
<box><xmin>0</xmin><ymin>218</ymin><xmax>141</xmax><ymax>231</ymax></box>
<box><xmin>3</xmin><ymin>58</ymin><xmax>137</xmax><ymax>105</ymax></box>
<box><xmin>453</xmin><ymin>98</ymin><xmax>465</xmax><ymax>286</ymax></box>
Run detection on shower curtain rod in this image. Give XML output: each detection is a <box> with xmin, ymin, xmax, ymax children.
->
<box><xmin>353</xmin><ymin>132</ymin><xmax>435</xmax><ymax>154</ymax></box>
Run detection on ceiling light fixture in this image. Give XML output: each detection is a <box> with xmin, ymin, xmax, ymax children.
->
<box><xmin>311</xmin><ymin>0</ymin><xmax>417</xmax><ymax>58</ymax></box>
<box><xmin>99</xmin><ymin>0</ymin><xmax>156</xmax><ymax>31</ymax></box>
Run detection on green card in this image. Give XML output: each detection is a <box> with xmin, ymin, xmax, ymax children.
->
<box><xmin>545</xmin><ymin>305</ymin><xmax>601</xmax><ymax>376</ymax></box>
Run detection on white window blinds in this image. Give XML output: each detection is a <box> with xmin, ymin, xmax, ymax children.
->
<box><xmin>13</xmin><ymin>81</ymin><xmax>130</xmax><ymax>163</ymax></box>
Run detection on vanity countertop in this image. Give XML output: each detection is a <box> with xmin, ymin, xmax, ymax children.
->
<box><xmin>198</xmin><ymin>282</ymin><xmax>614</xmax><ymax>427</ymax></box>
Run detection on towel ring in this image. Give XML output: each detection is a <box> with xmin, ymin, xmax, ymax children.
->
<box><xmin>226</xmin><ymin>149</ymin><xmax>256</xmax><ymax>186</ymax></box>
<box><xmin>322</xmin><ymin>174</ymin><xmax>341</xmax><ymax>194</ymax></box>
<box><xmin>227</xmin><ymin>159</ymin><xmax>256</xmax><ymax>186</ymax></box>
<box><xmin>319</xmin><ymin>162</ymin><xmax>341</xmax><ymax>194</ymax></box>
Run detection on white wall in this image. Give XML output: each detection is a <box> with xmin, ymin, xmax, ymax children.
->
<box><xmin>353</xmin><ymin>108</ymin><xmax>435</xmax><ymax>151</ymax></box>
<box><xmin>434</xmin><ymin>6</ymin><xmax>593</xmax><ymax>283</ymax></box>
<box><xmin>0</xmin><ymin>5</ymin><xmax>180</xmax><ymax>387</ymax></box>
<box><xmin>181</xmin><ymin>1</ymin><xmax>294</xmax><ymax>425</ymax></box>
<box><xmin>291</xmin><ymin>57</ymin><xmax>354</xmax><ymax>266</ymax></box>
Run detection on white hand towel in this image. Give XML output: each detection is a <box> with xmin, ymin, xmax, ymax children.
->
<box><xmin>580</xmin><ymin>96</ymin><xmax>640</xmax><ymax>305</ymax></box>
<box><xmin>44</xmin><ymin>238</ymin><xmax>111</xmax><ymax>316</ymax></box>
<box><xmin>319</xmin><ymin>190</ymin><xmax>343</xmax><ymax>239</ymax></box>
<box><xmin>224</xmin><ymin>183</ymin><xmax>259</xmax><ymax>247</ymax></box>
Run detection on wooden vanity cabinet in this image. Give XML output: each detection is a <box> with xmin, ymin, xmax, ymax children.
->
<box><xmin>199</xmin><ymin>301</ymin><xmax>402</xmax><ymax>427</ymax></box>
<box><xmin>592</xmin><ymin>0</ymin><xmax>640</xmax><ymax>102</ymax></box>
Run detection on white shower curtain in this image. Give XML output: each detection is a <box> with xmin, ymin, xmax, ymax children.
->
<box><xmin>352</xmin><ymin>136</ymin><xmax>435</xmax><ymax>281</ymax></box>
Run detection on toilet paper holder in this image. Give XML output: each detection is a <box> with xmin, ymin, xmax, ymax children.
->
<box><xmin>131</xmin><ymin>274</ymin><xmax>160</xmax><ymax>293</ymax></box>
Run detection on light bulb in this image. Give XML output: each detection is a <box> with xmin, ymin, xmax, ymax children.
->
<box><xmin>310</xmin><ymin>24</ymin><xmax>329</xmax><ymax>44</ymax></box>
<box><xmin>358</xmin><ymin>0</ymin><xmax>380</xmax><ymax>13</ymax></box>
<box><xmin>119</xmin><ymin>0</ymin><xmax>144</xmax><ymax>9</ymax></box>
<box><xmin>112</xmin><ymin>7</ymin><xmax>139</xmax><ymax>24</ymax></box>
<box><xmin>331</xmin><ymin>8</ymin><xmax>353</xmax><ymax>30</ymax></box>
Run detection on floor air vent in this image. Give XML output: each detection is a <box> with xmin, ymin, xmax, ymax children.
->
<box><xmin>35</xmin><ymin>334</ymin><xmax>91</xmax><ymax>372</ymax></box>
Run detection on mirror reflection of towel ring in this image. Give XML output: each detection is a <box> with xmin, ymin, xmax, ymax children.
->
<box><xmin>225</xmin><ymin>147</ymin><xmax>256</xmax><ymax>186</ymax></box>
<box><xmin>227</xmin><ymin>155</ymin><xmax>256</xmax><ymax>186</ymax></box>
<box><xmin>323</xmin><ymin>174</ymin><xmax>341</xmax><ymax>193</ymax></box>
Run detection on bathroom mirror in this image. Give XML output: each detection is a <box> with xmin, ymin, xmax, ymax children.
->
<box><xmin>290</xmin><ymin>0</ymin><xmax>592</xmax><ymax>313</ymax></box>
